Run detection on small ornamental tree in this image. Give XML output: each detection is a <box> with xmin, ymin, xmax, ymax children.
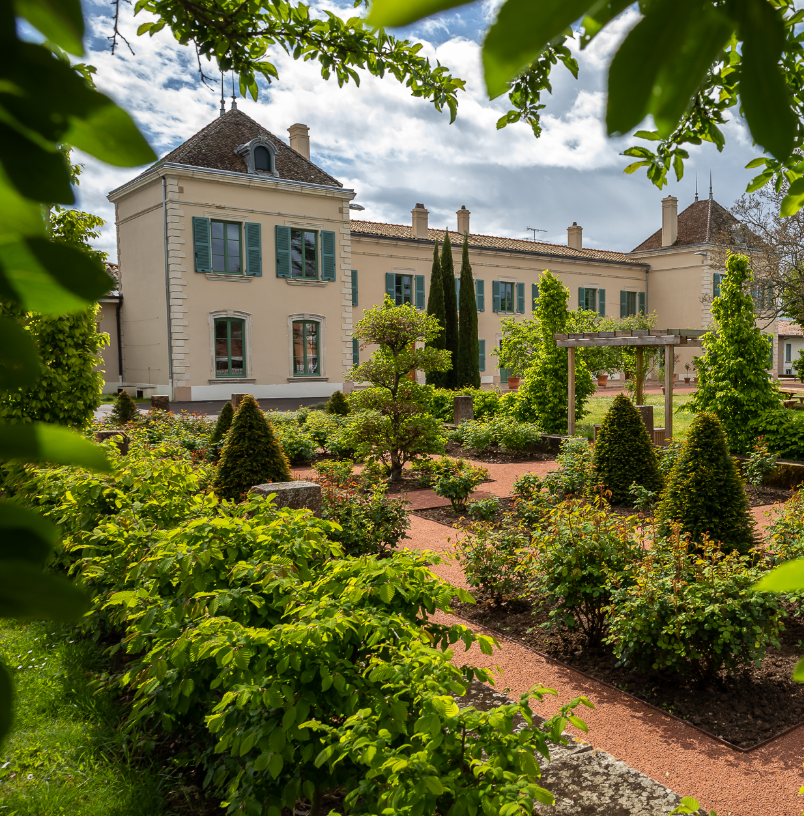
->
<box><xmin>689</xmin><ymin>253</ymin><xmax>781</xmax><ymax>453</ymax></box>
<box><xmin>441</xmin><ymin>231</ymin><xmax>459</xmax><ymax>389</ymax></box>
<box><xmin>515</xmin><ymin>271</ymin><xmax>595</xmax><ymax>433</ymax></box>
<box><xmin>346</xmin><ymin>298</ymin><xmax>451</xmax><ymax>481</ymax></box>
<box><xmin>657</xmin><ymin>412</ymin><xmax>755</xmax><ymax>554</ymax></box>
<box><xmin>213</xmin><ymin>395</ymin><xmax>291</xmax><ymax>501</ymax></box>
<box><xmin>110</xmin><ymin>391</ymin><xmax>139</xmax><ymax>425</ymax></box>
<box><xmin>425</xmin><ymin>239</ymin><xmax>447</xmax><ymax>387</ymax></box>
<box><xmin>593</xmin><ymin>393</ymin><xmax>661</xmax><ymax>505</ymax></box>
<box><xmin>210</xmin><ymin>400</ymin><xmax>234</xmax><ymax>444</ymax></box>
<box><xmin>456</xmin><ymin>234</ymin><xmax>480</xmax><ymax>388</ymax></box>
<box><xmin>325</xmin><ymin>390</ymin><xmax>350</xmax><ymax>416</ymax></box>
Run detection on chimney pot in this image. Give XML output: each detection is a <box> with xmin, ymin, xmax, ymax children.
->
<box><xmin>288</xmin><ymin>123</ymin><xmax>310</xmax><ymax>161</ymax></box>
<box><xmin>661</xmin><ymin>196</ymin><xmax>678</xmax><ymax>247</ymax></box>
<box><xmin>567</xmin><ymin>223</ymin><xmax>583</xmax><ymax>250</ymax></box>
<box><xmin>457</xmin><ymin>205</ymin><xmax>470</xmax><ymax>236</ymax></box>
<box><xmin>411</xmin><ymin>203</ymin><xmax>429</xmax><ymax>239</ymax></box>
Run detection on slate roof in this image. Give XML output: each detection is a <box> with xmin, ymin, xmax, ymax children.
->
<box><xmin>631</xmin><ymin>198</ymin><xmax>748</xmax><ymax>252</ymax></box>
<box><xmin>349</xmin><ymin>220</ymin><xmax>644</xmax><ymax>265</ymax></box>
<box><xmin>778</xmin><ymin>319</ymin><xmax>803</xmax><ymax>337</ymax></box>
<box><xmin>156</xmin><ymin>109</ymin><xmax>342</xmax><ymax>188</ymax></box>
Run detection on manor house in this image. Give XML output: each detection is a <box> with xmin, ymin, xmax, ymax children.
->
<box><xmin>100</xmin><ymin>108</ymin><xmax>779</xmax><ymax>401</ymax></box>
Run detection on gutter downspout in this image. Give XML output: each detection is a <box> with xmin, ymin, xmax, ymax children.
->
<box><xmin>115</xmin><ymin>294</ymin><xmax>124</xmax><ymax>380</ymax></box>
<box><xmin>162</xmin><ymin>176</ymin><xmax>174</xmax><ymax>397</ymax></box>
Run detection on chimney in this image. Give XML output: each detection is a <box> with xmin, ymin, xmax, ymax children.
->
<box><xmin>661</xmin><ymin>196</ymin><xmax>678</xmax><ymax>247</ymax></box>
<box><xmin>567</xmin><ymin>221</ymin><xmax>582</xmax><ymax>249</ymax></box>
<box><xmin>411</xmin><ymin>203</ymin><xmax>429</xmax><ymax>239</ymax></box>
<box><xmin>288</xmin><ymin>123</ymin><xmax>310</xmax><ymax>160</ymax></box>
<box><xmin>457</xmin><ymin>205</ymin><xmax>470</xmax><ymax>236</ymax></box>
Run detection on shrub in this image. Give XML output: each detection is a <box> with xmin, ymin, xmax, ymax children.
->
<box><xmin>454</xmin><ymin>416</ymin><xmax>541</xmax><ymax>452</ymax></box>
<box><xmin>743</xmin><ymin>436</ymin><xmax>777</xmax><ymax>486</ymax></box>
<box><xmin>656</xmin><ymin>437</ymin><xmax>683</xmax><ymax>479</ymax></box>
<box><xmin>657</xmin><ymin>412</ymin><xmax>755</xmax><ymax>553</ymax></box>
<box><xmin>427</xmin><ymin>387</ymin><xmax>503</xmax><ymax>422</ymax></box>
<box><xmin>456</xmin><ymin>523</ymin><xmax>530</xmax><ymax>606</ymax></box>
<box><xmin>325</xmin><ymin>390</ymin><xmax>350</xmax><ymax>416</ymax></box>
<box><xmin>592</xmin><ymin>393</ymin><xmax>662</xmax><ymax>504</ymax></box>
<box><xmin>459</xmin><ymin>420</ymin><xmax>496</xmax><ymax>452</ymax></box>
<box><xmin>750</xmin><ymin>408</ymin><xmax>804</xmax><ymax>461</ymax></box>
<box><xmin>525</xmin><ymin>499</ymin><xmax>642</xmax><ymax>644</ymax></box>
<box><xmin>210</xmin><ymin>401</ymin><xmax>233</xmax><ymax>445</ymax></box>
<box><xmin>766</xmin><ymin>489</ymin><xmax>804</xmax><ymax>565</ymax></box>
<box><xmin>303</xmin><ymin>411</ymin><xmax>343</xmax><ymax>450</ymax></box>
<box><xmin>542</xmin><ymin>437</ymin><xmax>595</xmax><ymax>499</ymax></box>
<box><xmin>607</xmin><ymin>536</ymin><xmax>782</xmax><ymax>683</ymax></box>
<box><xmin>468</xmin><ymin>496</ymin><xmax>502</xmax><ymax>521</ymax></box>
<box><xmin>213</xmin><ymin>395</ymin><xmax>291</xmax><ymax>501</ymax></box>
<box><xmin>431</xmin><ymin>460</ymin><xmax>490</xmax><ymax>512</ymax></box>
<box><xmin>275</xmin><ymin>422</ymin><xmax>317</xmax><ymax>464</ymax></box>
<box><xmin>109</xmin><ymin>391</ymin><xmax>138</xmax><ymax>425</ymax></box>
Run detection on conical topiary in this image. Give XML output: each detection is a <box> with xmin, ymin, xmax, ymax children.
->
<box><xmin>441</xmin><ymin>231</ymin><xmax>459</xmax><ymax>389</ymax></box>
<box><xmin>110</xmin><ymin>391</ymin><xmax>138</xmax><ymax>424</ymax></box>
<box><xmin>592</xmin><ymin>393</ymin><xmax>661</xmax><ymax>505</ymax></box>
<box><xmin>325</xmin><ymin>390</ymin><xmax>350</xmax><ymax>416</ymax></box>
<box><xmin>425</xmin><ymin>239</ymin><xmax>448</xmax><ymax>387</ymax></box>
<box><xmin>210</xmin><ymin>400</ymin><xmax>234</xmax><ymax>444</ymax></box>
<box><xmin>213</xmin><ymin>395</ymin><xmax>291</xmax><ymax>501</ymax></box>
<box><xmin>657</xmin><ymin>412</ymin><xmax>755</xmax><ymax>553</ymax></box>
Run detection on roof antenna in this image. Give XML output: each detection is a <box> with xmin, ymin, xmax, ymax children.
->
<box><xmin>230</xmin><ymin>73</ymin><xmax>238</xmax><ymax>111</ymax></box>
<box><xmin>709</xmin><ymin>171</ymin><xmax>713</xmax><ymax>201</ymax></box>
<box><xmin>694</xmin><ymin>173</ymin><xmax>699</xmax><ymax>202</ymax></box>
<box><xmin>526</xmin><ymin>226</ymin><xmax>546</xmax><ymax>241</ymax></box>
<box><xmin>219</xmin><ymin>71</ymin><xmax>226</xmax><ymax>117</ymax></box>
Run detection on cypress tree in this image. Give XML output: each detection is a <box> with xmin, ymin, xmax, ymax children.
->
<box><xmin>440</xmin><ymin>231</ymin><xmax>459</xmax><ymax>389</ymax></box>
<box><xmin>210</xmin><ymin>400</ymin><xmax>234</xmax><ymax>444</ymax></box>
<box><xmin>657</xmin><ymin>412</ymin><xmax>755</xmax><ymax>554</ymax></box>
<box><xmin>456</xmin><ymin>234</ymin><xmax>480</xmax><ymax>387</ymax></box>
<box><xmin>213</xmin><ymin>395</ymin><xmax>291</xmax><ymax>501</ymax></box>
<box><xmin>592</xmin><ymin>393</ymin><xmax>661</xmax><ymax>505</ymax></box>
<box><xmin>425</xmin><ymin>239</ymin><xmax>447</xmax><ymax>386</ymax></box>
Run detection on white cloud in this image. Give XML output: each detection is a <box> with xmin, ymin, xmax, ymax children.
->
<box><xmin>76</xmin><ymin>0</ymin><xmax>765</xmax><ymax>259</ymax></box>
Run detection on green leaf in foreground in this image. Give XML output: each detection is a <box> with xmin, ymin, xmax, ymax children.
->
<box><xmin>366</xmin><ymin>0</ymin><xmax>472</xmax><ymax>28</ymax></box>
<box><xmin>0</xmin><ymin>422</ymin><xmax>111</xmax><ymax>472</ymax></box>
<box><xmin>753</xmin><ymin>558</ymin><xmax>804</xmax><ymax>593</ymax></box>
<box><xmin>0</xmin><ymin>318</ymin><xmax>40</xmax><ymax>389</ymax></box>
<box><xmin>0</xmin><ymin>560</ymin><xmax>88</xmax><ymax>620</ymax></box>
<box><xmin>0</xmin><ymin>502</ymin><xmax>58</xmax><ymax>563</ymax></box>
<box><xmin>14</xmin><ymin>0</ymin><xmax>85</xmax><ymax>55</ymax></box>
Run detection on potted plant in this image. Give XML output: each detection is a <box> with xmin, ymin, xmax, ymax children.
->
<box><xmin>596</xmin><ymin>371</ymin><xmax>609</xmax><ymax>387</ymax></box>
<box><xmin>684</xmin><ymin>362</ymin><xmax>691</xmax><ymax>384</ymax></box>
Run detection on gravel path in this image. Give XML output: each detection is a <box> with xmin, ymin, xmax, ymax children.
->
<box><xmin>401</xmin><ymin>459</ymin><xmax>804</xmax><ymax>816</ymax></box>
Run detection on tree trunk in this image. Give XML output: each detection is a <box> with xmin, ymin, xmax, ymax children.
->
<box><xmin>389</xmin><ymin>451</ymin><xmax>403</xmax><ymax>482</ymax></box>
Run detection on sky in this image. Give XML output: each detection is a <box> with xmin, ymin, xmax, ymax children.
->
<box><xmin>75</xmin><ymin>0</ymin><xmax>763</xmax><ymax>260</ymax></box>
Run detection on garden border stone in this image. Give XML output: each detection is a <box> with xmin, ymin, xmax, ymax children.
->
<box><xmin>250</xmin><ymin>480</ymin><xmax>322</xmax><ymax>515</ymax></box>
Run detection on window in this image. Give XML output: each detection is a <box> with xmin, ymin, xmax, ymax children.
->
<box><xmin>713</xmin><ymin>272</ymin><xmax>725</xmax><ymax>298</ymax></box>
<box><xmin>395</xmin><ymin>274</ymin><xmax>413</xmax><ymax>305</ymax></box>
<box><xmin>499</xmin><ymin>281</ymin><xmax>515</xmax><ymax>312</ymax></box>
<box><xmin>211</xmin><ymin>221</ymin><xmax>241</xmax><ymax>274</ymax></box>
<box><xmin>385</xmin><ymin>273</ymin><xmax>424</xmax><ymax>308</ymax></box>
<box><xmin>619</xmin><ymin>290</ymin><xmax>644</xmax><ymax>317</ymax></box>
<box><xmin>254</xmin><ymin>145</ymin><xmax>271</xmax><ymax>171</ymax></box>
<box><xmin>578</xmin><ymin>287</ymin><xmax>605</xmax><ymax>316</ymax></box>
<box><xmin>215</xmin><ymin>318</ymin><xmax>245</xmax><ymax>377</ymax></box>
<box><xmin>293</xmin><ymin>321</ymin><xmax>320</xmax><ymax>376</ymax></box>
<box><xmin>786</xmin><ymin>343</ymin><xmax>792</xmax><ymax>363</ymax></box>
<box><xmin>291</xmin><ymin>229</ymin><xmax>318</xmax><ymax>279</ymax></box>
<box><xmin>582</xmin><ymin>288</ymin><xmax>596</xmax><ymax>312</ymax></box>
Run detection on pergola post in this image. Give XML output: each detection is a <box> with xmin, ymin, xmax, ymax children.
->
<box><xmin>568</xmin><ymin>346</ymin><xmax>575</xmax><ymax>436</ymax></box>
<box><xmin>635</xmin><ymin>347</ymin><xmax>644</xmax><ymax>405</ymax></box>
<box><xmin>664</xmin><ymin>344</ymin><xmax>673</xmax><ymax>443</ymax></box>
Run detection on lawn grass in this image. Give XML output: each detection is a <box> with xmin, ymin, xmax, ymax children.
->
<box><xmin>0</xmin><ymin>621</ymin><xmax>169</xmax><ymax>816</ymax></box>
<box><xmin>576</xmin><ymin>393</ymin><xmax>696</xmax><ymax>442</ymax></box>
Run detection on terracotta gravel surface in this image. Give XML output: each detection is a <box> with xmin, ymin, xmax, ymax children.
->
<box><xmin>403</xmin><ymin>499</ymin><xmax>804</xmax><ymax>816</ymax></box>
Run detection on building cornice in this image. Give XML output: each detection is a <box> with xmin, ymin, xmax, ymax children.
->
<box><xmin>107</xmin><ymin>162</ymin><xmax>355</xmax><ymax>202</ymax></box>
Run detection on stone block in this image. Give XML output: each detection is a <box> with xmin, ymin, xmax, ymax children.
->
<box><xmin>231</xmin><ymin>393</ymin><xmax>253</xmax><ymax>410</ymax></box>
<box><xmin>593</xmin><ymin>424</ymin><xmax>602</xmax><ymax>442</ymax></box>
<box><xmin>250</xmin><ymin>481</ymin><xmax>321</xmax><ymax>515</ymax></box>
<box><xmin>454</xmin><ymin>395</ymin><xmax>474</xmax><ymax>425</ymax></box>
<box><xmin>151</xmin><ymin>395</ymin><xmax>170</xmax><ymax>411</ymax></box>
<box><xmin>635</xmin><ymin>404</ymin><xmax>654</xmax><ymax>440</ymax></box>
<box><xmin>95</xmin><ymin>430</ymin><xmax>129</xmax><ymax>455</ymax></box>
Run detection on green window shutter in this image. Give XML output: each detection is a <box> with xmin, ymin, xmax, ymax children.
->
<box><xmin>352</xmin><ymin>337</ymin><xmax>359</xmax><ymax>366</ymax></box>
<box><xmin>455</xmin><ymin>277</ymin><xmax>460</xmax><ymax>304</ymax></box>
<box><xmin>244</xmin><ymin>222</ymin><xmax>262</xmax><ymax>276</ymax></box>
<box><xmin>598</xmin><ymin>288</ymin><xmax>605</xmax><ymax>316</ymax></box>
<box><xmin>476</xmin><ymin>279</ymin><xmax>485</xmax><ymax>311</ymax></box>
<box><xmin>415</xmin><ymin>275</ymin><xmax>425</xmax><ymax>309</ymax></box>
<box><xmin>192</xmin><ymin>216</ymin><xmax>211</xmax><ymax>273</ymax></box>
<box><xmin>578</xmin><ymin>287</ymin><xmax>585</xmax><ymax>309</ymax></box>
<box><xmin>492</xmin><ymin>280</ymin><xmax>501</xmax><ymax>312</ymax></box>
<box><xmin>638</xmin><ymin>291</ymin><xmax>646</xmax><ymax>315</ymax></box>
<box><xmin>713</xmin><ymin>273</ymin><xmax>724</xmax><ymax>298</ymax></box>
<box><xmin>516</xmin><ymin>282</ymin><xmax>525</xmax><ymax>313</ymax></box>
<box><xmin>321</xmin><ymin>230</ymin><xmax>336</xmax><ymax>281</ymax></box>
<box><xmin>351</xmin><ymin>269</ymin><xmax>358</xmax><ymax>307</ymax></box>
<box><xmin>275</xmin><ymin>225</ymin><xmax>291</xmax><ymax>278</ymax></box>
<box><xmin>385</xmin><ymin>272</ymin><xmax>395</xmax><ymax>301</ymax></box>
<box><xmin>620</xmin><ymin>290</ymin><xmax>627</xmax><ymax>318</ymax></box>
<box><xmin>532</xmin><ymin>283</ymin><xmax>539</xmax><ymax>311</ymax></box>
<box><xmin>478</xmin><ymin>338</ymin><xmax>485</xmax><ymax>372</ymax></box>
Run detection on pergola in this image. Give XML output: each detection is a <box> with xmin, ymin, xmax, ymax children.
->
<box><xmin>553</xmin><ymin>329</ymin><xmax>706</xmax><ymax>441</ymax></box>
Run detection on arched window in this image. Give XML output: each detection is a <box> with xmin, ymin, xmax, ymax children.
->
<box><xmin>254</xmin><ymin>145</ymin><xmax>271</xmax><ymax>172</ymax></box>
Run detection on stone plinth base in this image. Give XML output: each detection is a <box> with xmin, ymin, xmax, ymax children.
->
<box><xmin>151</xmin><ymin>395</ymin><xmax>170</xmax><ymax>411</ymax></box>
<box><xmin>454</xmin><ymin>395</ymin><xmax>474</xmax><ymax>425</ymax></box>
<box><xmin>636</xmin><ymin>405</ymin><xmax>654</xmax><ymax>440</ymax></box>
<box><xmin>231</xmin><ymin>393</ymin><xmax>253</xmax><ymax>410</ymax></box>
<box><xmin>250</xmin><ymin>480</ymin><xmax>321</xmax><ymax>516</ymax></box>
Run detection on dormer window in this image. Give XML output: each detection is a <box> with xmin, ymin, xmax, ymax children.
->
<box><xmin>234</xmin><ymin>136</ymin><xmax>279</xmax><ymax>177</ymax></box>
